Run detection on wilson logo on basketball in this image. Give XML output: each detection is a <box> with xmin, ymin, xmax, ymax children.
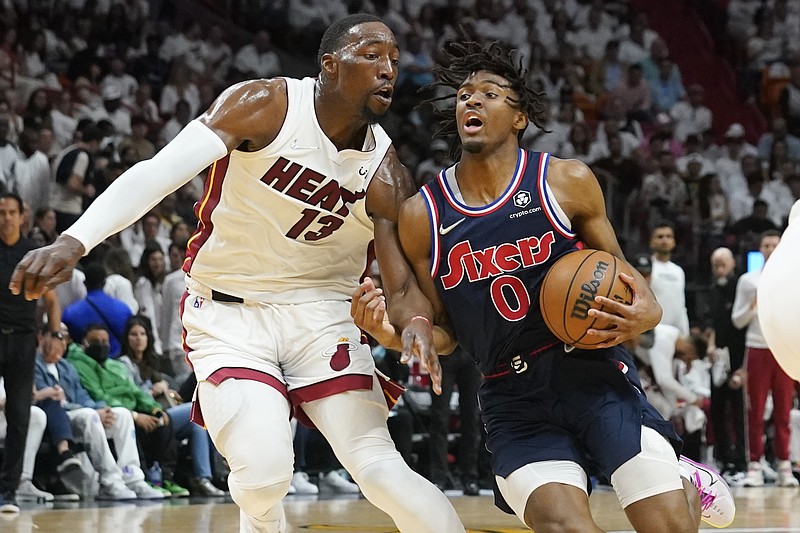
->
<box><xmin>570</xmin><ymin>260</ymin><xmax>609</xmax><ymax>320</ymax></box>
<box><xmin>441</xmin><ymin>231</ymin><xmax>555</xmax><ymax>289</ymax></box>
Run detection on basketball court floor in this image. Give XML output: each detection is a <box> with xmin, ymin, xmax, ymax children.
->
<box><xmin>2</xmin><ymin>485</ymin><xmax>799</xmax><ymax>532</ymax></box>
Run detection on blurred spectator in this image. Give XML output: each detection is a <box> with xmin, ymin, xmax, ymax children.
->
<box><xmin>12</xmin><ymin>128</ymin><xmax>50</xmax><ymax>214</ymax></box>
<box><xmin>199</xmin><ymin>25</ymin><xmax>233</xmax><ymax>85</ymax></box>
<box><xmin>134</xmin><ymin>243</ymin><xmax>167</xmax><ymax>355</ymax></box>
<box><xmin>670</xmin><ymin>84</ymin><xmax>712</xmax><ymax>143</ymax></box>
<box><xmin>698</xmin><ymin>174</ymin><xmax>731</xmax><ymax>241</ymax></box>
<box><xmin>571</xmin><ymin>5</ymin><xmax>613</xmax><ymax>61</ymax></box>
<box><xmin>118</xmin><ymin>116</ymin><xmax>155</xmax><ymax>165</ymax></box>
<box><xmin>101</xmin><ymin>56</ymin><xmax>138</xmax><ymax>106</ymax></box>
<box><xmin>117</xmin><ymin>316</ymin><xmax>222</xmax><ymax>496</ymax></box>
<box><xmin>757</xmin><ymin>117</ymin><xmax>800</xmax><ymax>161</ymax></box>
<box><xmin>618</xmin><ymin>12</ymin><xmax>659</xmax><ymax>64</ymax></box>
<box><xmin>130</xmin><ymin>35</ymin><xmax>170</xmax><ymax>93</ymax></box>
<box><xmin>50</xmin><ymin>124</ymin><xmax>101</xmax><ymax>233</ymax></box>
<box><xmin>28</xmin><ymin>207</ymin><xmax>58</xmax><ymax>248</ymax></box>
<box><xmin>715</xmin><ymin>125</ymin><xmax>758</xmax><ymax>199</ymax></box>
<box><xmin>727</xmin><ymin>199</ymin><xmax>778</xmax><ymax>251</ymax></box>
<box><xmin>120</xmin><ymin>211</ymin><xmax>171</xmax><ymax>268</ymax></box>
<box><xmin>232</xmin><ymin>30</ymin><xmax>281</xmax><ymax>81</ymax></box>
<box><xmin>593</xmin><ymin>132</ymin><xmax>642</xmax><ymax>232</ymax></box>
<box><xmin>780</xmin><ymin>61</ymin><xmax>800</xmax><ymax>137</ymax></box>
<box><xmin>159</xmin><ymin>99</ymin><xmax>191</xmax><ymax>146</ymax></box>
<box><xmin>415</xmin><ymin>139</ymin><xmax>451</xmax><ymax>188</ymax></box>
<box><xmin>397</xmin><ymin>32</ymin><xmax>435</xmax><ymax>97</ymax></box>
<box><xmin>650</xmin><ymin>57</ymin><xmax>686</xmax><ymax>115</ymax></box>
<box><xmin>49</xmin><ymin>91</ymin><xmax>78</xmax><ymax>150</ymax></box>
<box><xmin>650</xmin><ymin>222</ymin><xmax>691</xmax><ymax>335</ymax></box>
<box><xmin>129</xmin><ymin>83</ymin><xmax>160</xmax><ymax>128</ymax></box>
<box><xmin>728</xmin><ymin>172</ymin><xmax>773</xmax><ymax>226</ymax></box>
<box><xmin>676</xmin><ymin>135</ymin><xmax>715</xmax><ymax>177</ymax></box>
<box><xmin>0</xmin><ymin>191</ymin><xmax>61</xmax><ymax>513</ymax></box>
<box><xmin>158</xmin><ymin>20</ymin><xmax>204</xmax><ymax>70</ymax></box>
<box><xmin>100</xmin><ymin>246</ymin><xmax>139</xmax><ymax>315</ymax></box>
<box><xmin>732</xmin><ymin>231</ymin><xmax>797</xmax><ymax>487</ymax></box>
<box><xmin>560</xmin><ymin>121</ymin><xmax>606</xmax><ymax>163</ymax></box>
<box><xmin>705</xmin><ymin>248</ymin><xmax>747</xmax><ymax>484</ymax></box>
<box><xmin>588</xmin><ymin>40</ymin><xmax>625</xmax><ymax>95</ymax></box>
<box><xmin>22</xmin><ymin>88</ymin><xmax>51</xmax><ymax>131</ymax></box>
<box><xmin>62</xmin><ymin>262</ymin><xmax>132</xmax><ymax>358</ymax></box>
<box><xmin>161</xmin><ymin>242</ymin><xmax>190</xmax><ymax>379</ymax></box>
<box><xmin>612</xmin><ymin>64</ymin><xmax>651</xmax><ymax>123</ymax></box>
<box><xmin>101</xmin><ymin>84</ymin><xmax>131</xmax><ymax>136</ymax></box>
<box><xmin>159</xmin><ymin>61</ymin><xmax>200</xmax><ymax>119</ymax></box>
<box><xmin>640</xmin><ymin>150</ymin><xmax>688</xmax><ymax>228</ymax></box>
<box><xmin>0</xmin><ymin>111</ymin><xmax>18</xmax><ymax>188</ymax></box>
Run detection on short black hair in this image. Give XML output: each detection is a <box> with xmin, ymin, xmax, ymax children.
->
<box><xmin>317</xmin><ymin>13</ymin><xmax>385</xmax><ymax>65</ymax></box>
<box><xmin>0</xmin><ymin>192</ymin><xmax>23</xmax><ymax>212</ymax></box>
<box><xmin>83</xmin><ymin>262</ymin><xmax>107</xmax><ymax>291</ymax></box>
<box><xmin>423</xmin><ymin>41</ymin><xmax>549</xmax><ymax>148</ymax></box>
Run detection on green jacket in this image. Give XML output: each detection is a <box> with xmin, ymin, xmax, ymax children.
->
<box><xmin>66</xmin><ymin>343</ymin><xmax>162</xmax><ymax>414</ymax></box>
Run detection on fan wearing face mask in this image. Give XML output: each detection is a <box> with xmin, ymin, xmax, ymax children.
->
<box><xmin>65</xmin><ymin>324</ymin><xmax>189</xmax><ymax>497</ymax></box>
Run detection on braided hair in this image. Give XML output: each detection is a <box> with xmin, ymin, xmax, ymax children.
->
<box><xmin>423</xmin><ymin>41</ymin><xmax>549</xmax><ymax>150</ymax></box>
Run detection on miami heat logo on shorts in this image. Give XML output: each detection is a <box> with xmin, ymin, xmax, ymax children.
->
<box><xmin>322</xmin><ymin>338</ymin><xmax>359</xmax><ymax>371</ymax></box>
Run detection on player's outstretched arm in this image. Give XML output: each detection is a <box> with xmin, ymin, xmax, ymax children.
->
<box><xmin>10</xmin><ymin>79</ymin><xmax>289</xmax><ymax>300</ymax></box>
<box><xmin>366</xmin><ymin>150</ymin><xmax>456</xmax><ymax>394</ymax></box>
<box><xmin>547</xmin><ymin>158</ymin><xmax>662</xmax><ymax>347</ymax></box>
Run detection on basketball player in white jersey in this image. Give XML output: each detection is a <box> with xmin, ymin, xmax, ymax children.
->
<box><xmin>9</xmin><ymin>14</ymin><xmax>464</xmax><ymax>533</ymax></box>
<box><xmin>759</xmin><ymin>199</ymin><xmax>800</xmax><ymax>380</ymax></box>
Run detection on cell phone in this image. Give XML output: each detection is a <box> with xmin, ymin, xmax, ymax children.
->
<box><xmin>747</xmin><ymin>251</ymin><xmax>765</xmax><ymax>272</ymax></box>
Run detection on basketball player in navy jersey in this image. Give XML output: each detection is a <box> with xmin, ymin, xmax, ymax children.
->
<box><xmin>353</xmin><ymin>42</ymin><xmax>735</xmax><ymax>531</ymax></box>
<box><xmin>8</xmin><ymin>15</ymin><xmax>464</xmax><ymax>533</ymax></box>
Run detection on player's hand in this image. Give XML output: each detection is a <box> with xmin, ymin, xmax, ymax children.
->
<box><xmin>585</xmin><ymin>272</ymin><xmax>661</xmax><ymax>348</ymax></box>
<box><xmin>401</xmin><ymin>317</ymin><xmax>442</xmax><ymax>395</ymax></box>
<box><xmin>351</xmin><ymin>277</ymin><xmax>397</xmax><ymax>347</ymax></box>
<box><xmin>9</xmin><ymin>234</ymin><xmax>85</xmax><ymax>300</ymax></box>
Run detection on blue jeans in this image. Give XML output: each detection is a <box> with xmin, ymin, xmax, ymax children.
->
<box><xmin>167</xmin><ymin>402</ymin><xmax>215</xmax><ymax>478</ymax></box>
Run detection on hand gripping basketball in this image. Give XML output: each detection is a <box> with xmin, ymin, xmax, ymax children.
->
<box><xmin>540</xmin><ymin>249</ymin><xmax>636</xmax><ymax>349</ymax></box>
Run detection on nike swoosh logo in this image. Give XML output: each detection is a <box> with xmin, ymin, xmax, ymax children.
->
<box><xmin>438</xmin><ymin>218</ymin><xmax>465</xmax><ymax>235</ymax></box>
<box><xmin>290</xmin><ymin>139</ymin><xmax>318</xmax><ymax>150</ymax></box>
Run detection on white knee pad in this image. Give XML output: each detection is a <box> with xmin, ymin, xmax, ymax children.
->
<box><xmin>611</xmin><ymin>427</ymin><xmax>683</xmax><ymax>508</ymax></box>
<box><xmin>198</xmin><ymin>379</ymin><xmax>294</xmax><ymax>519</ymax></box>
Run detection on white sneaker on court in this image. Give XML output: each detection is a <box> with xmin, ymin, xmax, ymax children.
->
<box><xmin>97</xmin><ymin>481</ymin><xmax>137</xmax><ymax>500</ymax></box>
<box><xmin>127</xmin><ymin>480</ymin><xmax>166</xmax><ymax>499</ymax></box>
<box><xmin>291</xmin><ymin>472</ymin><xmax>319</xmax><ymax>495</ymax></box>
<box><xmin>319</xmin><ymin>471</ymin><xmax>360</xmax><ymax>494</ymax></box>
<box><xmin>743</xmin><ymin>461</ymin><xmax>765</xmax><ymax>487</ymax></box>
<box><xmin>240</xmin><ymin>507</ymin><xmax>286</xmax><ymax>533</ymax></box>
<box><xmin>16</xmin><ymin>479</ymin><xmax>54</xmax><ymax>502</ymax></box>
<box><xmin>777</xmin><ymin>460</ymin><xmax>799</xmax><ymax>487</ymax></box>
<box><xmin>679</xmin><ymin>456</ymin><xmax>735</xmax><ymax>529</ymax></box>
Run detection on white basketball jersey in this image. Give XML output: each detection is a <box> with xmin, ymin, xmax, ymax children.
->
<box><xmin>183</xmin><ymin>77</ymin><xmax>392</xmax><ymax>303</ymax></box>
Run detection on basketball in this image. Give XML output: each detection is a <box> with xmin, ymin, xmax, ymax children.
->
<box><xmin>540</xmin><ymin>249</ymin><xmax>634</xmax><ymax>349</ymax></box>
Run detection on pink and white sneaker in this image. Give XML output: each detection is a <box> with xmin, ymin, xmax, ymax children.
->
<box><xmin>679</xmin><ymin>456</ymin><xmax>735</xmax><ymax>528</ymax></box>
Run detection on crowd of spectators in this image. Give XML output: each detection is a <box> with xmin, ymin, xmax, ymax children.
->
<box><xmin>0</xmin><ymin>0</ymin><xmax>799</xmax><ymax>510</ymax></box>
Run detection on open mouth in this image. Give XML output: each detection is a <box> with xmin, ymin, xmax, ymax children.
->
<box><xmin>373</xmin><ymin>86</ymin><xmax>393</xmax><ymax>104</ymax></box>
<box><xmin>463</xmin><ymin>114</ymin><xmax>484</xmax><ymax>134</ymax></box>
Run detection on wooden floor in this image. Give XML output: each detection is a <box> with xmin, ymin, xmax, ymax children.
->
<box><xmin>2</xmin><ymin>486</ymin><xmax>799</xmax><ymax>533</ymax></box>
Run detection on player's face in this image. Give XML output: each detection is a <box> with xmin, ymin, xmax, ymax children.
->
<box><xmin>330</xmin><ymin>22</ymin><xmax>399</xmax><ymax>124</ymax></box>
<box><xmin>455</xmin><ymin>71</ymin><xmax>527</xmax><ymax>153</ymax></box>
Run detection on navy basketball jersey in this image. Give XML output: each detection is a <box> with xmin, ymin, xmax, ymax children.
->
<box><xmin>421</xmin><ymin>150</ymin><xmax>579</xmax><ymax>374</ymax></box>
